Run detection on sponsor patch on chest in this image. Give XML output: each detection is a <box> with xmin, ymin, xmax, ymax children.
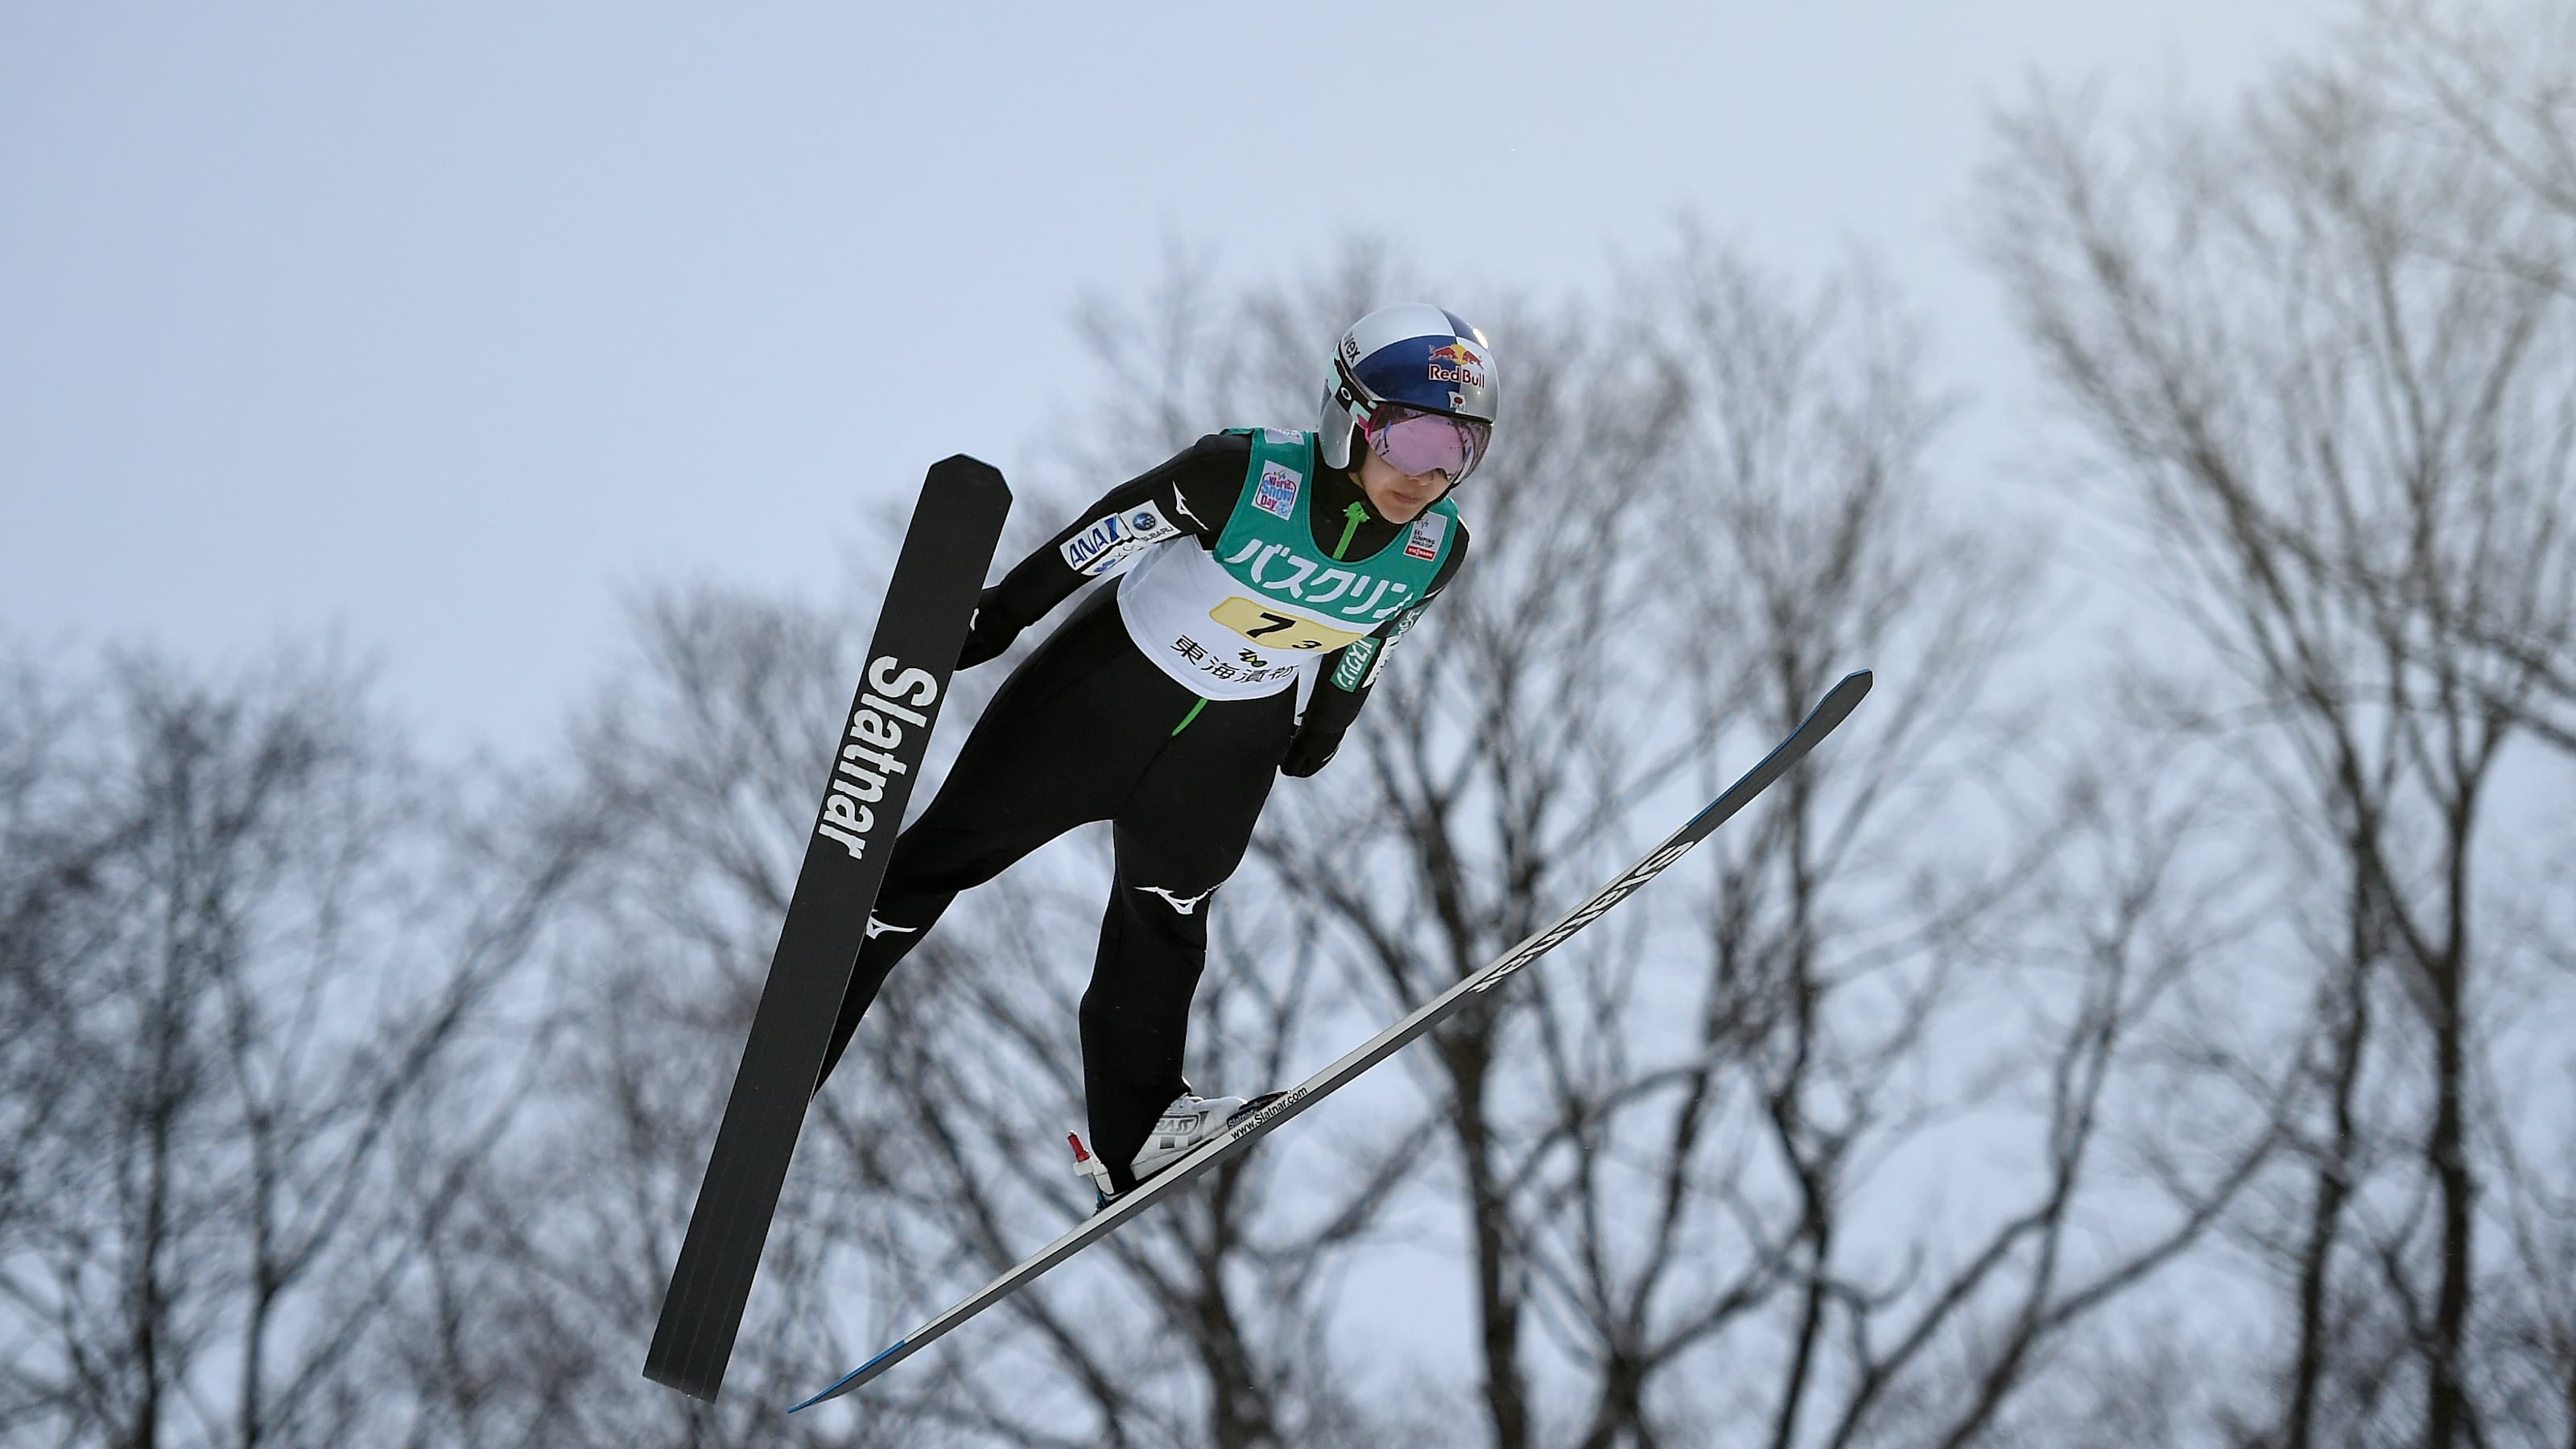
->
<box><xmin>1060</xmin><ymin>501</ymin><xmax>1182</xmax><ymax>576</ymax></box>
<box><xmin>1217</xmin><ymin>537</ymin><xmax>1418</xmax><ymax>621</ymax></box>
<box><xmin>1405</xmin><ymin>512</ymin><xmax>1448</xmax><ymax>561</ymax></box>
<box><xmin>1253</xmin><ymin>461</ymin><xmax>1302</xmax><ymax>520</ymax></box>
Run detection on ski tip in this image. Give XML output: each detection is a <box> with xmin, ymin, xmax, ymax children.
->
<box><xmin>787</xmin><ymin>1339</ymin><xmax>907</xmax><ymax>1413</ymax></box>
<box><xmin>785</xmin><ymin>1386</ymin><xmax>832</xmax><ymax>1414</ymax></box>
<box><xmin>927</xmin><ymin>454</ymin><xmax>1010</xmax><ymax>495</ymax></box>
<box><xmin>1816</xmin><ymin>669</ymin><xmax>1872</xmax><ymax>723</ymax></box>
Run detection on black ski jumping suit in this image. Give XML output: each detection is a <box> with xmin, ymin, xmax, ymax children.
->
<box><xmin>818</xmin><ymin>430</ymin><xmax>1469</xmax><ymax>1193</ymax></box>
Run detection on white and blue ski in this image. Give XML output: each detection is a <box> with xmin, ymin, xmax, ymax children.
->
<box><xmin>789</xmin><ymin>668</ymin><xmax>1873</xmax><ymax>1412</ymax></box>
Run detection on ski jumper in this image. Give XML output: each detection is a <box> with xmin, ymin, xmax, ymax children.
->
<box><xmin>816</xmin><ymin>429</ymin><xmax>1470</xmax><ymax>1192</ymax></box>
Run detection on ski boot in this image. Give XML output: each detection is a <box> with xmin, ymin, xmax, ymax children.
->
<box><xmin>1070</xmin><ymin>1088</ymin><xmax>1286</xmax><ymax>1212</ymax></box>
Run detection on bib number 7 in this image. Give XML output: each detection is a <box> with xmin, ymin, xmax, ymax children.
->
<box><xmin>1208</xmin><ymin>597</ymin><xmax>1369</xmax><ymax>652</ymax></box>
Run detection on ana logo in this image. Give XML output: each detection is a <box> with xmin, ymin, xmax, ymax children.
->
<box><xmin>1261</xmin><ymin>428</ymin><xmax>1305</xmax><ymax>447</ymax></box>
<box><xmin>1426</xmin><ymin>342</ymin><xmax>1486</xmax><ymax>389</ymax></box>
<box><xmin>1405</xmin><ymin>512</ymin><xmax>1448</xmax><ymax>561</ymax></box>
<box><xmin>1253</xmin><ymin>461</ymin><xmax>1301</xmax><ymax>519</ymax></box>
<box><xmin>1060</xmin><ymin>500</ymin><xmax>1181</xmax><ymax>576</ymax></box>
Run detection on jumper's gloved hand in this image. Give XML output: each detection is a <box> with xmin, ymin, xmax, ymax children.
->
<box><xmin>956</xmin><ymin>588</ymin><xmax>1023</xmax><ymax>670</ymax></box>
<box><xmin>1279</xmin><ymin>728</ymin><xmax>1342</xmax><ymax>778</ymax></box>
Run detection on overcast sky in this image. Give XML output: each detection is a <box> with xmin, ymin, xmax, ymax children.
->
<box><xmin>4</xmin><ymin>2</ymin><xmax>2345</xmax><ymax>753</ymax></box>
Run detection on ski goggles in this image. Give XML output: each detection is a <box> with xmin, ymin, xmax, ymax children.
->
<box><xmin>1362</xmin><ymin>402</ymin><xmax>1491</xmax><ymax>483</ymax></box>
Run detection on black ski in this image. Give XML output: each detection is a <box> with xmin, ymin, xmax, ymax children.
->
<box><xmin>791</xmin><ymin>667</ymin><xmax>1872</xmax><ymax>1410</ymax></box>
<box><xmin>644</xmin><ymin>456</ymin><xmax>1012</xmax><ymax>1402</ymax></box>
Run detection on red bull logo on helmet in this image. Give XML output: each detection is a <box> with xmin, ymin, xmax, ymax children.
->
<box><xmin>1426</xmin><ymin>341</ymin><xmax>1486</xmax><ymax>390</ymax></box>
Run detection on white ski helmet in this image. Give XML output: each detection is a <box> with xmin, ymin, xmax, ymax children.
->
<box><xmin>1319</xmin><ymin>303</ymin><xmax>1499</xmax><ymax>485</ymax></box>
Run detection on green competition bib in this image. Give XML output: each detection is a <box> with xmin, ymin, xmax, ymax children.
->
<box><xmin>1206</xmin><ymin>428</ymin><xmax>1457</xmax><ymax>650</ymax></box>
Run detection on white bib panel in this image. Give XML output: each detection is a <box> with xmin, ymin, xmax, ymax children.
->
<box><xmin>1115</xmin><ymin>540</ymin><xmax>1324</xmax><ymax>700</ymax></box>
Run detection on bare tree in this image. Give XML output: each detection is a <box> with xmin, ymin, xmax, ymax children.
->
<box><xmin>0</xmin><ymin>646</ymin><xmax>587</xmax><ymax>1449</ymax></box>
<box><xmin>382</xmin><ymin>588</ymin><xmax>892</xmax><ymax>1449</ymax></box>
<box><xmin>1656</xmin><ymin>234</ymin><xmax>2310</xmax><ymax>1449</ymax></box>
<box><xmin>2347</xmin><ymin>0</ymin><xmax>2576</xmax><ymax>774</ymax></box>
<box><xmin>1984</xmin><ymin>3</ymin><xmax>2576</xmax><ymax>1440</ymax></box>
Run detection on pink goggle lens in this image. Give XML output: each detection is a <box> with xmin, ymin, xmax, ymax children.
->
<box><xmin>1364</xmin><ymin>406</ymin><xmax>1489</xmax><ymax>481</ymax></box>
